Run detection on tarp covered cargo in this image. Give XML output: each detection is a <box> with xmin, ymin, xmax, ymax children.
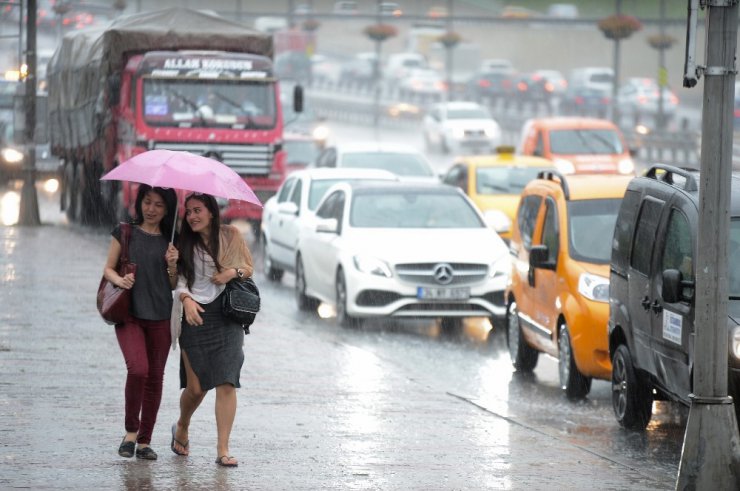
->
<box><xmin>47</xmin><ymin>7</ymin><xmax>272</xmax><ymax>156</ymax></box>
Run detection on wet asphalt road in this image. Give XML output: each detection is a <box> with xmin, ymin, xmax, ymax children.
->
<box><xmin>0</xmin><ymin>183</ymin><xmax>686</xmax><ymax>490</ymax></box>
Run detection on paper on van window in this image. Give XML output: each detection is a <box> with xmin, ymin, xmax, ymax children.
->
<box><xmin>663</xmin><ymin>310</ymin><xmax>683</xmax><ymax>345</ymax></box>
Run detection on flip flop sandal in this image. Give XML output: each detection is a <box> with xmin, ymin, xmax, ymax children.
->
<box><xmin>170</xmin><ymin>423</ymin><xmax>189</xmax><ymax>456</ymax></box>
<box><xmin>215</xmin><ymin>455</ymin><xmax>238</xmax><ymax>467</ymax></box>
<box><xmin>118</xmin><ymin>437</ymin><xmax>135</xmax><ymax>458</ymax></box>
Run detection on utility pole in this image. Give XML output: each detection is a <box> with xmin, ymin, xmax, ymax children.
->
<box><xmin>611</xmin><ymin>0</ymin><xmax>622</xmax><ymax>125</ymax></box>
<box><xmin>677</xmin><ymin>0</ymin><xmax>740</xmax><ymax>487</ymax></box>
<box><xmin>445</xmin><ymin>0</ymin><xmax>453</xmax><ymax>102</ymax></box>
<box><xmin>657</xmin><ymin>0</ymin><xmax>666</xmax><ymax>131</ymax></box>
<box><xmin>373</xmin><ymin>0</ymin><xmax>381</xmax><ymax>136</ymax></box>
<box><xmin>18</xmin><ymin>0</ymin><xmax>39</xmax><ymax>226</ymax></box>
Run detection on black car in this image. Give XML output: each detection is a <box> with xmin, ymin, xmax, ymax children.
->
<box><xmin>608</xmin><ymin>164</ymin><xmax>740</xmax><ymax>429</ymax></box>
<box><xmin>559</xmin><ymin>85</ymin><xmax>611</xmax><ymax>118</ymax></box>
<box><xmin>465</xmin><ymin>70</ymin><xmax>514</xmax><ymax>103</ymax></box>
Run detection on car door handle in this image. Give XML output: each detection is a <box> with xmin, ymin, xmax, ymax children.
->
<box><xmin>641</xmin><ymin>296</ymin><xmax>650</xmax><ymax>310</ymax></box>
<box><xmin>651</xmin><ymin>300</ymin><xmax>663</xmax><ymax>314</ymax></box>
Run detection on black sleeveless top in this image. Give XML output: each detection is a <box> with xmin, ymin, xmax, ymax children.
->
<box><xmin>112</xmin><ymin>224</ymin><xmax>173</xmax><ymax>321</ymax></box>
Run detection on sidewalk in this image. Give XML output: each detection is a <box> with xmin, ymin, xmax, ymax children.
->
<box><xmin>0</xmin><ymin>223</ymin><xmax>675</xmax><ymax>490</ymax></box>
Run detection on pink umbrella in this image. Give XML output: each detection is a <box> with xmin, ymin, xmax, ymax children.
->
<box><xmin>101</xmin><ymin>149</ymin><xmax>262</xmax><ymax>241</ymax></box>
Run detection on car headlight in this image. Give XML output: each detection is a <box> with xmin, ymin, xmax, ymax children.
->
<box><xmin>578</xmin><ymin>273</ymin><xmax>609</xmax><ymax>302</ymax></box>
<box><xmin>731</xmin><ymin>326</ymin><xmax>740</xmax><ymax>360</ymax></box>
<box><xmin>1</xmin><ymin>147</ymin><xmax>24</xmax><ymax>164</ymax></box>
<box><xmin>618</xmin><ymin>158</ymin><xmax>635</xmax><ymax>175</ymax></box>
<box><xmin>553</xmin><ymin>158</ymin><xmax>575</xmax><ymax>175</ymax></box>
<box><xmin>353</xmin><ymin>255</ymin><xmax>392</xmax><ymax>278</ymax></box>
<box><xmin>452</xmin><ymin>127</ymin><xmax>465</xmax><ymax>139</ymax></box>
<box><xmin>483</xmin><ymin>209</ymin><xmax>511</xmax><ymax>234</ymax></box>
<box><xmin>489</xmin><ymin>254</ymin><xmax>511</xmax><ymax>278</ymax></box>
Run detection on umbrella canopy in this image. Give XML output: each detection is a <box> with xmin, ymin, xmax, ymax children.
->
<box><xmin>101</xmin><ymin>149</ymin><xmax>262</xmax><ymax>206</ymax></box>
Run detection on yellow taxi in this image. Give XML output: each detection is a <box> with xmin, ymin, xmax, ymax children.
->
<box><xmin>506</xmin><ymin>171</ymin><xmax>633</xmax><ymax>398</ymax></box>
<box><xmin>441</xmin><ymin>146</ymin><xmax>555</xmax><ymax>241</ymax></box>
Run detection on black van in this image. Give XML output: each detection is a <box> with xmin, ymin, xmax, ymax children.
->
<box><xmin>608</xmin><ymin>164</ymin><xmax>740</xmax><ymax>429</ymax></box>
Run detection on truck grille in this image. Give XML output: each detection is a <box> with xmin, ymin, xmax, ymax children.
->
<box><xmin>152</xmin><ymin>142</ymin><xmax>273</xmax><ymax>176</ymax></box>
<box><xmin>395</xmin><ymin>263</ymin><xmax>488</xmax><ymax>286</ymax></box>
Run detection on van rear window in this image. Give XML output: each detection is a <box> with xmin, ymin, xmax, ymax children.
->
<box><xmin>567</xmin><ymin>198</ymin><xmax>622</xmax><ymax>263</ymax></box>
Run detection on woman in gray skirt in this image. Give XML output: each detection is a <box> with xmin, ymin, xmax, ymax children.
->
<box><xmin>170</xmin><ymin>193</ymin><xmax>253</xmax><ymax>468</ymax></box>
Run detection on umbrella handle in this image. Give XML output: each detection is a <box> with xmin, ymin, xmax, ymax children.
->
<box><xmin>171</xmin><ymin>199</ymin><xmax>178</xmax><ymax>244</ymax></box>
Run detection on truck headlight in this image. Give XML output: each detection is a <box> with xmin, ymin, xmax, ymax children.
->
<box><xmin>578</xmin><ymin>273</ymin><xmax>609</xmax><ymax>302</ymax></box>
<box><xmin>1</xmin><ymin>147</ymin><xmax>24</xmax><ymax>164</ymax></box>
<box><xmin>732</xmin><ymin>326</ymin><xmax>740</xmax><ymax>360</ymax></box>
<box><xmin>353</xmin><ymin>255</ymin><xmax>392</xmax><ymax>278</ymax></box>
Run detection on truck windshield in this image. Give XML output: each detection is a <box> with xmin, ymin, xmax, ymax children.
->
<box><xmin>142</xmin><ymin>79</ymin><xmax>276</xmax><ymax>129</ymax></box>
<box><xmin>567</xmin><ymin>198</ymin><xmax>622</xmax><ymax>264</ymax></box>
<box><xmin>549</xmin><ymin>129</ymin><xmax>624</xmax><ymax>155</ymax></box>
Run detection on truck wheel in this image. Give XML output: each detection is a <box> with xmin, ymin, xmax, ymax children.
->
<box><xmin>64</xmin><ymin>163</ymin><xmax>78</xmax><ymax>223</ymax></box>
<box><xmin>507</xmin><ymin>301</ymin><xmax>538</xmax><ymax>372</ymax></box>
<box><xmin>611</xmin><ymin>344</ymin><xmax>653</xmax><ymax>430</ymax></box>
<box><xmin>558</xmin><ymin>323</ymin><xmax>592</xmax><ymax>399</ymax></box>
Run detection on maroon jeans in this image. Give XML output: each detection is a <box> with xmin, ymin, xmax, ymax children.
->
<box><xmin>115</xmin><ymin>316</ymin><xmax>171</xmax><ymax>445</ymax></box>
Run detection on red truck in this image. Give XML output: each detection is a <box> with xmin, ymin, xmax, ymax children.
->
<box><xmin>47</xmin><ymin>7</ymin><xmax>300</xmax><ymax>228</ymax></box>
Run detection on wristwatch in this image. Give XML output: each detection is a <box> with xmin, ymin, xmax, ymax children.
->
<box><xmin>236</xmin><ymin>268</ymin><xmax>244</xmax><ymax>279</ymax></box>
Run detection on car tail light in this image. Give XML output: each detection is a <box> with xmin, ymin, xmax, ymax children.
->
<box><xmin>575</xmin><ymin>96</ymin><xmax>584</xmax><ymax>105</ymax></box>
<box><xmin>517</xmin><ymin>81</ymin><xmax>528</xmax><ymax>92</ymax></box>
<box><xmin>638</xmin><ymin>95</ymin><xmax>648</xmax><ymax>105</ymax></box>
<box><xmin>544</xmin><ymin>82</ymin><xmax>555</xmax><ymax>93</ymax></box>
<box><xmin>478</xmin><ymin>79</ymin><xmax>491</xmax><ymax>88</ymax></box>
<box><xmin>670</xmin><ymin>93</ymin><xmax>679</xmax><ymax>105</ymax></box>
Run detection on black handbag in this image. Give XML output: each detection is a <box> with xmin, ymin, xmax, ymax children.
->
<box><xmin>222</xmin><ymin>277</ymin><xmax>260</xmax><ymax>333</ymax></box>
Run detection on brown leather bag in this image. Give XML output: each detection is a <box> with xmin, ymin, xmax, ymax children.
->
<box><xmin>97</xmin><ymin>223</ymin><xmax>137</xmax><ymax>325</ymax></box>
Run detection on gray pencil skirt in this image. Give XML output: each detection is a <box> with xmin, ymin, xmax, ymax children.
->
<box><xmin>179</xmin><ymin>294</ymin><xmax>244</xmax><ymax>391</ymax></box>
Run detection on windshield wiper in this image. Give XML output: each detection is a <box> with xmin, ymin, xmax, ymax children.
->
<box><xmin>163</xmin><ymin>88</ymin><xmax>207</xmax><ymax>126</ymax></box>
<box><xmin>211</xmin><ymin>91</ymin><xmax>255</xmax><ymax>127</ymax></box>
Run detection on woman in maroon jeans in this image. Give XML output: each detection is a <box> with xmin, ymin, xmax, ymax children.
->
<box><xmin>102</xmin><ymin>185</ymin><xmax>179</xmax><ymax>460</ymax></box>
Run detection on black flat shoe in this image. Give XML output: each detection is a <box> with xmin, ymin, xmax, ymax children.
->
<box><xmin>118</xmin><ymin>437</ymin><xmax>135</xmax><ymax>458</ymax></box>
<box><xmin>135</xmin><ymin>446</ymin><xmax>158</xmax><ymax>460</ymax></box>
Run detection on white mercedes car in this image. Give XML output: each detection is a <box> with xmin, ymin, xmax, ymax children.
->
<box><xmin>260</xmin><ymin>168</ymin><xmax>397</xmax><ymax>282</ymax></box>
<box><xmin>422</xmin><ymin>101</ymin><xmax>503</xmax><ymax>155</ymax></box>
<box><xmin>294</xmin><ymin>181</ymin><xmax>510</xmax><ymax>330</ymax></box>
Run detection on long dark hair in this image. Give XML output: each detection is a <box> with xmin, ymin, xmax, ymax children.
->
<box><xmin>177</xmin><ymin>193</ymin><xmax>222</xmax><ymax>289</ymax></box>
<box><xmin>133</xmin><ymin>184</ymin><xmax>177</xmax><ymax>240</ymax></box>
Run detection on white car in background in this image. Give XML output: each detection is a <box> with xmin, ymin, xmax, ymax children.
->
<box><xmin>422</xmin><ymin>101</ymin><xmax>502</xmax><ymax>154</ymax></box>
<box><xmin>261</xmin><ymin>168</ymin><xmax>398</xmax><ymax>282</ymax></box>
<box><xmin>311</xmin><ymin>142</ymin><xmax>438</xmax><ymax>183</ymax></box>
<box><xmin>294</xmin><ymin>181</ymin><xmax>510</xmax><ymax>331</ymax></box>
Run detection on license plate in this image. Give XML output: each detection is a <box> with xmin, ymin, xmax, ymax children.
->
<box><xmin>417</xmin><ymin>287</ymin><xmax>470</xmax><ymax>300</ymax></box>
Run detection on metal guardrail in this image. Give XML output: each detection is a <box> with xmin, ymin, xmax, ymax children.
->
<box><xmin>306</xmin><ymin>79</ymin><xmax>702</xmax><ymax>169</ymax></box>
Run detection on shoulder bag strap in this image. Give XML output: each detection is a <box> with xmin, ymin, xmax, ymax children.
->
<box><xmin>120</xmin><ymin>223</ymin><xmax>131</xmax><ymax>265</ymax></box>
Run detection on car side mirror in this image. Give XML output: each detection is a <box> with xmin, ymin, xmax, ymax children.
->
<box><xmin>529</xmin><ymin>244</ymin><xmax>553</xmax><ymax>270</ymax></box>
<box><xmin>277</xmin><ymin>201</ymin><xmax>298</xmax><ymax>216</ymax></box>
<box><xmin>293</xmin><ymin>85</ymin><xmax>304</xmax><ymax>114</ymax></box>
<box><xmin>662</xmin><ymin>269</ymin><xmax>695</xmax><ymax>303</ymax></box>
<box><xmin>662</xmin><ymin>269</ymin><xmax>681</xmax><ymax>303</ymax></box>
<box><xmin>316</xmin><ymin>218</ymin><xmax>338</xmax><ymax>234</ymax></box>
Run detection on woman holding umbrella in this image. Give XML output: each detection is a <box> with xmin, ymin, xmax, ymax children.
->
<box><xmin>104</xmin><ymin>184</ymin><xmax>179</xmax><ymax>460</ymax></box>
<box><xmin>170</xmin><ymin>193</ymin><xmax>253</xmax><ymax>468</ymax></box>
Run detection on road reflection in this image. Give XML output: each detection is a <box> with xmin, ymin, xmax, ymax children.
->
<box><xmin>0</xmin><ymin>179</ymin><xmax>62</xmax><ymax>225</ymax></box>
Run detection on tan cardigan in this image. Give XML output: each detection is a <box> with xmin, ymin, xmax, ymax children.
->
<box><xmin>170</xmin><ymin>224</ymin><xmax>253</xmax><ymax>349</ymax></box>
